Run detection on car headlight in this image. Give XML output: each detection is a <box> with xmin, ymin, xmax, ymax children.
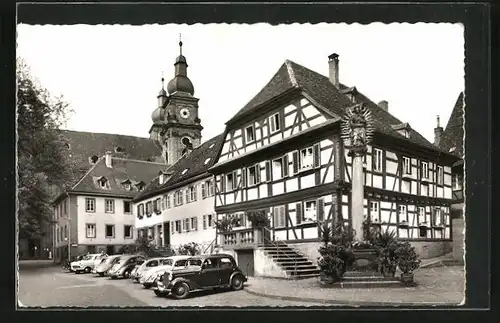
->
<box><xmin>168</xmin><ymin>273</ymin><xmax>173</xmax><ymax>281</ymax></box>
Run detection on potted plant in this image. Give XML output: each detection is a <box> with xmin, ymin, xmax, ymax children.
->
<box><xmin>372</xmin><ymin>230</ymin><xmax>398</xmax><ymax>277</ymax></box>
<box><xmin>317</xmin><ymin>243</ymin><xmax>354</xmax><ymax>285</ymax></box>
<box><xmin>246</xmin><ymin>210</ymin><xmax>270</xmax><ymax>228</ymax></box>
<box><xmin>395</xmin><ymin>241</ymin><xmax>421</xmax><ymax>284</ymax></box>
<box><xmin>214</xmin><ymin>217</ymin><xmax>235</xmax><ymax>233</ymax></box>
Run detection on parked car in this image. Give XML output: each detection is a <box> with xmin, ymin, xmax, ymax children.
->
<box><xmin>62</xmin><ymin>255</ymin><xmax>85</xmax><ymax>272</ymax></box>
<box><xmin>71</xmin><ymin>253</ymin><xmax>107</xmax><ymax>274</ymax></box>
<box><xmin>153</xmin><ymin>254</ymin><xmax>247</xmax><ymax>299</ymax></box>
<box><xmin>131</xmin><ymin>257</ymin><xmax>168</xmax><ymax>283</ymax></box>
<box><xmin>129</xmin><ymin>259</ymin><xmax>146</xmax><ymax>281</ymax></box>
<box><xmin>93</xmin><ymin>255</ymin><xmax>121</xmax><ymax>276</ymax></box>
<box><xmin>107</xmin><ymin>255</ymin><xmax>145</xmax><ymax>279</ymax></box>
<box><xmin>140</xmin><ymin>255</ymin><xmax>191</xmax><ymax>289</ymax></box>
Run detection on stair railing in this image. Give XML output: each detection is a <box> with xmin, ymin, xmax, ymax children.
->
<box><xmin>203</xmin><ymin>237</ymin><xmax>217</xmax><ymax>255</ymax></box>
<box><xmin>262</xmin><ymin>227</ymin><xmax>298</xmax><ymax>276</ymax></box>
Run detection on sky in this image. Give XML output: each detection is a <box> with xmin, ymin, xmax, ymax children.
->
<box><xmin>16</xmin><ymin>23</ymin><xmax>464</xmax><ymax>144</ymax></box>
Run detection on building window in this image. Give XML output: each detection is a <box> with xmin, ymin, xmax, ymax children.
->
<box><xmin>85</xmin><ymin>198</ymin><xmax>96</xmax><ymax>213</ymax></box>
<box><xmin>398</xmin><ymin>205</ymin><xmax>408</xmax><ymax>223</ymax></box>
<box><xmin>269</xmin><ymin>113</ymin><xmax>281</xmax><ymax>134</ymax></box>
<box><xmin>452</xmin><ymin>173</ymin><xmax>462</xmax><ymax>190</ymax></box>
<box><xmin>123</xmin><ymin>201</ymin><xmax>131</xmax><ymax>214</ymax></box>
<box><xmin>146</xmin><ymin>201</ymin><xmax>153</xmax><ymax>216</ymax></box>
<box><xmin>105</xmin><ymin>225</ymin><xmax>115</xmax><ymax>238</ymax></box>
<box><xmin>272</xmin><ymin>157</ymin><xmax>284</xmax><ymax>180</ymax></box>
<box><xmin>433</xmin><ymin>208</ymin><xmax>443</xmax><ymax>226</ymax></box>
<box><xmin>402</xmin><ymin>156</ymin><xmax>412</xmax><ymax>175</ymax></box>
<box><xmin>166</xmin><ymin>195</ymin><xmax>171</xmax><ymax>208</ymax></box>
<box><xmin>191</xmin><ymin>217</ymin><xmax>198</xmax><ymax>231</ymax></box>
<box><xmin>226</xmin><ymin>172</ymin><xmax>234</xmax><ymax>191</ymax></box>
<box><xmin>175</xmin><ymin>220</ymin><xmax>182</xmax><ymax>233</ymax></box>
<box><xmin>137</xmin><ymin>204</ymin><xmax>145</xmax><ymax>217</ymax></box>
<box><xmin>373</xmin><ymin>148</ymin><xmax>383</xmax><ymax>172</ymax></box>
<box><xmin>203</xmin><ymin>214</ymin><xmax>214</xmax><ymax>230</ymax></box>
<box><xmin>303</xmin><ymin>200</ymin><xmax>317</xmax><ymax>222</ymax></box>
<box><xmin>86</xmin><ymin>223</ymin><xmax>96</xmax><ymax>238</ymax></box>
<box><xmin>105</xmin><ymin>199</ymin><xmax>115</xmax><ymax>213</ymax></box>
<box><xmin>124</xmin><ymin>225</ymin><xmax>133</xmax><ymax>239</ymax></box>
<box><xmin>245</xmin><ymin>125</ymin><xmax>255</xmax><ymax>143</ymax></box>
<box><xmin>175</xmin><ymin>190</ymin><xmax>183</xmax><ymax>206</ymax></box>
<box><xmin>273</xmin><ymin>206</ymin><xmax>286</xmax><ymax>228</ymax></box>
<box><xmin>189</xmin><ymin>185</ymin><xmax>197</xmax><ymax>202</ymax></box>
<box><xmin>437</xmin><ymin>166</ymin><xmax>444</xmax><ymax>185</ymax></box>
<box><xmin>370</xmin><ymin>201</ymin><xmax>380</xmax><ymax>222</ymax></box>
<box><xmin>421</xmin><ymin>162</ymin><xmax>429</xmax><ymax>180</ymax></box>
<box><xmin>418</xmin><ymin>207</ymin><xmax>426</xmax><ymax>223</ymax></box>
<box><xmin>63</xmin><ymin>199</ymin><xmax>67</xmax><ymax>215</ymax></box>
<box><xmin>247</xmin><ymin>165</ymin><xmax>259</xmax><ymax>186</ymax></box>
<box><xmin>203</xmin><ymin>180</ymin><xmax>214</xmax><ymax>198</ymax></box>
<box><xmin>183</xmin><ymin>218</ymin><xmax>190</xmax><ymax>232</ymax></box>
<box><xmin>300</xmin><ymin>147</ymin><xmax>314</xmax><ymax>170</ymax></box>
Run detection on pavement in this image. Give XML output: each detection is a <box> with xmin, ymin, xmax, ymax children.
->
<box><xmin>17</xmin><ymin>264</ymin><xmax>326</xmax><ymax>307</ymax></box>
<box><xmin>244</xmin><ymin>265</ymin><xmax>465</xmax><ymax>306</ymax></box>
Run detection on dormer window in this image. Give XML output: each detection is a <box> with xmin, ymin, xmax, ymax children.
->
<box><xmin>209</xmin><ymin>143</ymin><xmax>215</xmax><ymax>149</ymax></box>
<box><xmin>89</xmin><ymin>155</ymin><xmax>99</xmax><ymax>164</ymax></box>
<box><xmin>391</xmin><ymin>123</ymin><xmax>411</xmax><ymax>139</ymax></box>
<box><xmin>121</xmin><ymin>179</ymin><xmax>132</xmax><ymax>191</ymax></box>
<box><xmin>181</xmin><ymin>168</ymin><xmax>188</xmax><ymax>175</ymax></box>
<box><xmin>115</xmin><ymin>146</ymin><xmax>125</xmax><ymax>153</ymax></box>
<box><xmin>204</xmin><ymin>158</ymin><xmax>211</xmax><ymax>165</ymax></box>
<box><xmin>96</xmin><ymin>176</ymin><xmax>109</xmax><ymax>189</ymax></box>
<box><xmin>135</xmin><ymin>181</ymin><xmax>145</xmax><ymax>191</ymax></box>
<box><xmin>399</xmin><ymin>129</ymin><xmax>410</xmax><ymax>138</ymax></box>
<box><xmin>64</xmin><ymin>142</ymin><xmax>71</xmax><ymax>149</ymax></box>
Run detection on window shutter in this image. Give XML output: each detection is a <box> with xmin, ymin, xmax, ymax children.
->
<box><xmin>273</xmin><ymin>207</ymin><xmax>278</xmax><ymax>227</ymax></box>
<box><xmin>240</xmin><ymin>213</ymin><xmax>246</xmax><ymax>227</ymax></box>
<box><xmin>194</xmin><ymin>185</ymin><xmax>198</xmax><ymax>201</ymax></box>
<box><xmin>296</xmin><ymin>203</ymin><xmax>303</xmax><ymax>224</ymax></box>
<box><xmin>283</xmin><ymin>155</ymin><xmax>289</xmax><ymax>177</ymax></box>
<box><xmin>185</xmin><ymin>189</ymin><xmax>190</xmax><ymax>203</ymax></box>
<box><xmin>293</xmin><ymin>151</ymin><xmax>299</xmax><ymax>174</ymax></box>
<box><xmin>203</xmin><ymin>215</ymin><xmax>207</xmax><ymax>230</ymax></box>
<box><xmin>313</xmin><ymin>143</ymin><xmax>321</xmax><ymax>168</ymax></box>
<box><xmin>171</xmin><ymin>221</ymin><xmax>175</xmax><ymax>234</ymax></box>
<box><xmin>265</xmin><ymin>161</ymin><xmax>271</xmax><ymax>182</ymax></box>
<box><xmin>256</xmin><ymin>165</ymin><xmax>261</xmax><ymax>184</ymax></box>
<box><xmin>220</xmin><ymin>175</ymin><xmax>225</xmax><ymax>193</ymax></box>
<box><xmin>194</xmin><ymin>217</ymin><xmax>198</xmax><ymax>230</ymax></box>
<box><xmin>279</xmin><ymin>206</ymin><xmax>286</xmax><ymax>227</ymax></box>
<box><xmin>317</xmin><ymin>198</ymin><xmax>325</xmax><ymax>221</ymax></box>
<box><xmin>241</xmin><ymin>168</ymin><xmax>247</xmax><ymax>188</ymax></box>
<box><xmin>232</xmin><ymin>171</ymin><xmax>237</xmax><ymax>190</ymax></box>
<box><xmin>201</xmin><ymin>183</ymin><xmax>206</xmax><ymax>199</ymax></box>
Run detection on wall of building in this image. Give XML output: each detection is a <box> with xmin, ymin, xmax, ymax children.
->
<box><xmin>135</xmin><ymin>176</ymin><xmax>217</xmax><ymax>251</ymax></box>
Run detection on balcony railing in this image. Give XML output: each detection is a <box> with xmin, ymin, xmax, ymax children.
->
<box><xmin>220</xmin><ymin>228</ymin><xmax>263</xmax><ymax>249</ymax></box>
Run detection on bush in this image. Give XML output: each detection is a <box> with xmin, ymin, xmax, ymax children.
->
<box><xmin>317</xmin><ymin>244</ymin><xmax>354</xmax><ymax>282</ymax></box>
<box><xmin>395</xmin><ymin>241</ymin><xmax>421</xmax><ymax>274</ymax></box>
<box><xmin>176</xmin><ymin>242</ymin><xmax>201</xmax><ymax>256</ymax></box>
<box><xmin>371</xmin><ymin>230</ymin><xmax>398</xmax><ymax>275</ymax></box>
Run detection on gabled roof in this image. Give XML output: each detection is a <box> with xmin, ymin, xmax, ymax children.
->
<box><xmin>58</xmin><ymin>129</ymin><xmax>162</xmax><ymax>176</ymax></box>
<box><xmin>226</xmin><ymin>59</ymin><xmax>444</xmax><ymax>152</ymax></box>
<box><xmin>133</xmin><ymin>134</ymin><xmax>224</xmax><ymax>202</ymax></box>
<box><xmin>439</xmin><ymin>93</ymin><xmax>464</xmax><ymax>158</ymax></box>
<box><xmin>69</xmin><ymin>156</ymin><xmax>166</xmax><ymax>198</ymax></box>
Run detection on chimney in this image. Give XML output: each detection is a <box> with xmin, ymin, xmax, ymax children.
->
<box><xmin>328</xmin><ymin>53</ymin><xmax>339</xmax><ymax>88</ymax></box>
<box><xmin>378</xmin><ymin>100</ymin><xmax>389</xmax><ymax>112</ymax></box>
<box><xmin>105</xmin><ymin>151</ymin><xmax>112</xmax><ymax>168</ymax></box>
<box><xmin>434</xmin><ymin>115</ymin><xmax>444</xmax><ymax>146</ymax></box>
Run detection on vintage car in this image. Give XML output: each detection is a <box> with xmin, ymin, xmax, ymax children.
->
<box><xmin>131</xmin><ymin>257</ymin><xmax>168</xmax><ymax>283</ymax></box>
<box><xmin>154</xmin><ymin>254</ymin><xmax>247</xmax><ymax>299</ymax></box>
<box><xmin>93</xmin><ymin>254</ymin><xmax>121</xmax><ymax>276</ymax></box>
<box><xmin>63</xmin><ymin>255</ymin><xmax>85</xmax><ymax>272</ymax></box>
<box><xmin>107</xmin><ymin>255</ymin><xmax>145</xmax><ymax>279</ymax></box>
<box><xmin>139</xmin><ymin>255</ymin><xmax>191</xmax><ymax>289</ymax></box>
<box><xmin>129</xmin><ymin>259</ymin><xmax>146</xmax><ymax>281</ymax></box>
<box><xmin>71</xmin><ymin>253</ymin><xmax>107</xmax><ymax>274</ymax></box>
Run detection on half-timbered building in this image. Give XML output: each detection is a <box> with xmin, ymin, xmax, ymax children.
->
<box><xmin>209</xmin><ymin>54</ymin><xmax>460</xmax><ymax>278</ymax></box>
<box><xmin>438</xmin><ymin>92</ymin><xmax>465</xmax><ymax>263</ymax></box>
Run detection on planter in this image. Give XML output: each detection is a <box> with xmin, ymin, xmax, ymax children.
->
<box><xmin>319</xmin><ymin>272</ymin><xmax>336</xmax><ymax>286</ymax></box>
<box><xmin>400</xmin><ymin>272</ymin><xmax>414</xmax><ymax>284</ymax></box>
<box><xmin>381</xmin><ymin>266</ymin><xmax>396</xmax><ymax>277</ymax></box>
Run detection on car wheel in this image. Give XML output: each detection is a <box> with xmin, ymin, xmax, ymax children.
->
<box><xmin>98</xmin><ymin>272</ymin><xmax>104</xmax><ymax>277</ymax></box>
<box><xmin>123</xmin><ymin>270</ymin><xmax>131</xmax><ymax>278</ymax></box>
<box><xmin>84</xmin><ymin>267</ymin><xmax>91</xmax><ymax>274</ymax></box>
<box><xmin>143</xmin><ymin>283</ymin><xmax>152</xmax><ymax>289</ymax></box>
<box><xmin>154</xmin><ymin>289</ymin><xmax>167</xmax><ymax>297</ymax></box>
<box><xmin>172</xmin><ymin>282</ymin><xmax>190</xmax><ymax>299</ymax></box>
<box><xmin>231</xmin><ymin>275</ymin><xmax>244</xmax><ymax>291</ymax></box>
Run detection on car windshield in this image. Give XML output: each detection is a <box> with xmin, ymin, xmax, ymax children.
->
<box><xmin>187</xmin><ymin>259</ymin><xmax>202</xmax><ymax>266</ymax></box>
<box><xmin>106</xmin><ymin>257</ymin><xmax>119</xmax><ymax>264</ymax></box>
<box><xmin>161</xmin><ymin>259</ymin><xmax>173</xmax><ymax>266</ymax></box>
<box><xmin>82</xmin><ymin>255</ymin><xmax>92</xmax><ymax>260</ymax></box>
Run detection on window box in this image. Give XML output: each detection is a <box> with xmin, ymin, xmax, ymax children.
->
<box><xmin>398</xmin><ymin>220</ymin><xmax>409</xmax><ymax>228</ymax></box>
<box><xmin>402</xmin><ymin>173</ymin><xmax>414</xmax><ymax>180</ymax></box>
<box><xmin>421</xmin><ymin>176</ymin><xmax>431</xmax><ymax>183</ymax></box>
<box><xmin>434</xmin><ymin>223</ymin><xmax>446</xmax><ymax>230</ymax></box>
<box><xmin>418</xmin><ymin>221</ymin><xmax>430</xmax><ymax>228</ymax></box>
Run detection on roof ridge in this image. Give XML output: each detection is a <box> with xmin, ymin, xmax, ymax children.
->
<box><xmin>284</xmin><ymin>60</ymin><xmax>298</xmax><ymax>87</ymax></box>
<box><xmin>111</xmin><ymin>157</ymin><xmax>166</xmax><ymax>166</ymax></box>
<box><xmin>59</xmin><ymin>129</ymin><xmax>151</xmax><ymax>140</ymax></box>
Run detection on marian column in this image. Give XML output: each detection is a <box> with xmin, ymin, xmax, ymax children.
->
<box><xmin>340</xmin><ymin>103</ymin><xmax>375</xmax><ymax>242</ymax></box>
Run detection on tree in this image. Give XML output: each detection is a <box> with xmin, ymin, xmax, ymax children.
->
<box><xmin>17</xmin><ymin>58</ymin><xmax>75</xmax><ymax>239</ymax></box>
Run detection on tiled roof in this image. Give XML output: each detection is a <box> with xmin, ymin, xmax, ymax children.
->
<box><xmin>227</xmin><ymin>59</ymin><xmax>445</xmax><ymax>152</ymax></box>
<box><xmin>439</xmin><ymin>92</ymin><xmax>464</xmax><ymax>158</ymax></box>
<box><xmin>70</xmin><ymin>156</ymin><xmax>166</xmax><ymax>198</ymax></box>
<box><xmin>133</xmin><ymin>134</ymin><xmax>224</xmax><ymax>202</ymax></box>
<box><xmin>58</xmin><ymin>129</ymin><xmax>162</xmax><ymax>176</ymax></box>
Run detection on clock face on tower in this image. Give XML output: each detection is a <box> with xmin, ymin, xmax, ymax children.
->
<box><xmin>179</xmin><ymin>108</ymin><xmax>190</xmax><ymax>119</ymax></box>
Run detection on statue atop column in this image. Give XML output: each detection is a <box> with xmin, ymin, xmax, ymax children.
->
<box><xmin>340</xmin><ymin>103</ymin><xmax>375</xmax><ymax>156</ymax></box>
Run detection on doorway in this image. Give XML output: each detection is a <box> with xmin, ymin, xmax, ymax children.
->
<box><xmin>236</xmin><ymin>249</ymin><xmax>255</xmax><ymax>277</ymax></box>
<box><xmin>163</xmin><ymin>222</ymin><xmax>170</xmax><ymax>246</ymax></box>
<box><xmin>106</xmin><ymin>245</ymin><xmax>115</xmax><ymax>255</ymax></box>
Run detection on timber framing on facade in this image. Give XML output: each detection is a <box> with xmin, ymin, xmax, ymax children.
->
<box><xmin>209</xmin><ymin>57</ymin><xmax>460</xmax><ymax>249</ymax></box>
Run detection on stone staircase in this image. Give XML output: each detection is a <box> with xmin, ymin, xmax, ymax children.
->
<box><xmin>258</xmin><ymin>242</ymin><xmax>320</xmax><ymax>280</ymax></box>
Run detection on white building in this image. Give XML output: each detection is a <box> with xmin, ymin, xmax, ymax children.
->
<box><xmin>133</xmin><ymin>135</ymin><xmax>223</xmax><ymax>252</ymax></box>
<box><xmin>52</xmin><ymin>151</ymin><xmax>165</xmax><ymax>261</ymax></box>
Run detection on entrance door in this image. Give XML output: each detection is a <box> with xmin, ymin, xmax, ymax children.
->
<box><xmin>106</xmin><ymin>245</ymin><xmax>114</xmax><ymax>255</ymax></box>
<box><xmin>236</xmin><ymin>249</ymin><xmax>255</xmax><ymax>277</ymax></box>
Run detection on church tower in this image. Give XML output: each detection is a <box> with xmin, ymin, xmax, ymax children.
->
<box><xmin>149</xmin><ymin>37</ymin><xmax>203</xmax><ymax>166</ymax></box>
